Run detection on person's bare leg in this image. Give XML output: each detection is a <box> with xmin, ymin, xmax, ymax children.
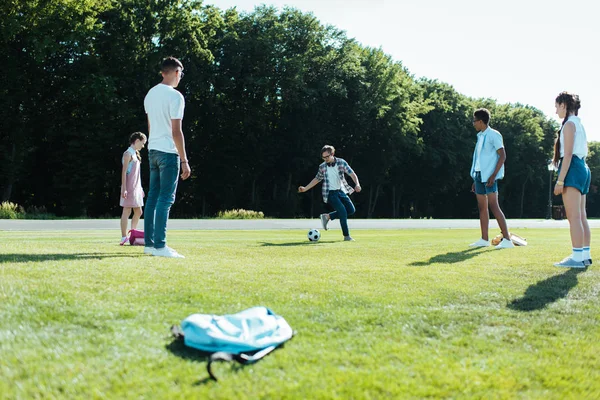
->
<box><xmin>476</xmin><ymin>194</ymin><xmax>489</xmax><ymax>240</ymax></box>
<box><xmin>580</xmin><ymin>195</ymin><xmax>591</xmax><ymax>247</ymax></box>
<box><xmin>131</xmin><ymin>207</ymin><xmax>143</xmax><ymax>231</ymax></box>
<box><xmin>562</xmin><ymin>187</ymin><xmax>583</xmax><ymax>248</ymax></box>
<box><xmin>121</xmin><ymin>207</ymin><xmax>132</xmax><ymax>238</ymax></box>
<box><xmin>487</xmin><ymin>192</ymin><xmax>510</xmax><ymax>239</ymax></box>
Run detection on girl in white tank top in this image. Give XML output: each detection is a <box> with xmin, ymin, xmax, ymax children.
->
<box><xmin>552</xmin><ymin>92</ymin><xmax>591</xmax><ymax>268</ymax></box>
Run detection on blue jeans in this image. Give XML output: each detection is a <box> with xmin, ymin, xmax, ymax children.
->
<box><xmin>144</xmin><ymin>150</ymin><xmax>179</xmax><ymax>249</ymax></box>
<box><xmin>327</xmin><ymin>190</ymin><xmax>356</xmax><ymax>237</ymax></box>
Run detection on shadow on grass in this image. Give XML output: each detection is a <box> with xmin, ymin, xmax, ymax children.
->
<box><xmin>0</xmin><ymin>253</ymin><xmax>143</xmax><ymax>263</ymax></box>
<box><xmin>507</xmin><ymin>268</ymin><xmax>586</xmax><ymax>312</ymax></box>
<box><xmin>166</xmin><ymin>339</ymin><xmax>245</xmax><ymax>385</ymax></box>
<box><xmin>409</xmin><ymin>247</ymin><xmax>487</xmax><ymax>266</ymax></box>
<box><xmin>259</xmin><ymin>241</ymin><xmax>335</xmax><ymax>247</ymax></box>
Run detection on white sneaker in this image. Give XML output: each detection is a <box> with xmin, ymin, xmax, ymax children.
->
<box><xmin>495</xmin><ymin>238</ymin><xmax>515</xmax><ymax>249</ymax></box>
<box><xmin>153</xmin><ymin>246</ymin><xmax>185</xmax><ymax>258</ymax></box>
<box><xmin>469</xmin><ymin>239</ymin><xmax>490</xmax><ymax>247</ymax></box>
<box><xmin>554</xmin><ymin>257</ymin><xmax>586</xmax><ymax>268</ymax></box>
<box><xmin>144</xmin><ymin>247</ymin><xmax>155</xmax><ymax>255</ymax></box>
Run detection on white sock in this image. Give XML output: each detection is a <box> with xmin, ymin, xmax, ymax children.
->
<box><xmin>583</xmin><ymin>246</ymin><xmax>591</xmax><ymax>260</ymax></box>
<box><xmin>572</xmin><ymin>248</ymin><xmax>584</xmax><ymax>262</ymax></box>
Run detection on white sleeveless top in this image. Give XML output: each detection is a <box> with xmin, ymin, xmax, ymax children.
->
<box><xmin>122</xmin><ymin>147</ymin><xmax>137</xmax><ymax>174</ymax></box>
<box><xmin>560</xmin><ymin>115</ymin><xmax>587</xmax><ymax>158</ymax></box>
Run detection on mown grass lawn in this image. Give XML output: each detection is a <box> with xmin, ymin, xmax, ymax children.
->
<box><xmin>0</xmin><ymin>228</ymin><xmax>599</xmax><ymax>399</ymax></box>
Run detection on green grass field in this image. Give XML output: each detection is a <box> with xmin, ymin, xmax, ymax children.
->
<box><xmin>1</xmin><ymin>229</ymin><xmax>599</xmax><ymax>399</ymax></box>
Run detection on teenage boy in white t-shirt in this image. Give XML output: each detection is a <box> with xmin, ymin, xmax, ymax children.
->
<box><xmin>469</xmin><ymin>108</ymin><xmax>514</xmax><ymax>249</ymax></box>
<box><xmin>143</xmin><ymin>57</ymin><xmax>191</xmax><ymax>258</ymax></box>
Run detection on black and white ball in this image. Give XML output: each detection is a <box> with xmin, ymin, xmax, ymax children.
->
<box><xmin>308</xmin><ymin>229</ymin><xmax>321</xmax><ymax>242</ymax></box>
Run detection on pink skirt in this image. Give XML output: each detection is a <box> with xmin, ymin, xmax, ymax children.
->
<box><xmin>120</xmin><ymin>158</ymin><xmax>144</xmax><ymax>208</ymax></box>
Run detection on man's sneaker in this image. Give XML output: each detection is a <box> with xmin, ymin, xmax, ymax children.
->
<box><xmin>153</xmin><ymin>246</ymin><xmax>185</xmax><ymax>258</ymax></box>
<box><xmin>144</xmin><ymin>247</ymin><xmax>155</xmax><ymax>255</ymax></box>
<box><xmin>469</xmin><ymin>239</ymin><xmax>490</xmax><ymax>247</ymax></box>
<box><xmin>554</xmin><ymin>257</ymin><xmax>586</xmax><ymax>268</ymax></box>
<box><xmin>585</xmin><ymin>259</ymin><xmax>593</xmax><ymax>267</ymax></box>
<box><xmin>320</xmin><ymin>214</ymin><xmax>330</xmax><ymax>231</ymax></box>
<box><xmin>344</xmin><ymin>236</ymin><xmax>355</xmax><ymax>241</ymax></box>
<box><xmin>495</xmin><ymin>238</ymin><xmax>515</xmax><ymax>249</ymax></box>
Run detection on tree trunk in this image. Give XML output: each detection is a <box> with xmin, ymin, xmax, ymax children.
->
<box><xmin>286</xmin><ymin>173</ymin><xmax>292</xmax><ymax>199</ymax></box>
<box><xmin>1</xmin><ymin>143</ymin><xmax>16</xmax><ymax>202</ymax></box>
<box><xmin>368</xmin><ymin>186</ymin><xmax>373</xmax><ymax>218</ymax></box>
<box><xmin>392</xmin><ymin>186</ymin><xmax>396</xmax><ymax>218</ymax></box>
<box><xmin>368</xmin><ymin>184</ymin><xmax>381</xmax><ymax>218</ymax></box>
<box><xmin>519</xmin><ymin>174</ymin><xmax>530</xmax><ymax>218</ymax></box>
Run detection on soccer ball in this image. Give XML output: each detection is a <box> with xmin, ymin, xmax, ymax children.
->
<box><xmin>308</xmin><ymin>229</ymin><xmax>321</xmax><ymax>242</ymax></box>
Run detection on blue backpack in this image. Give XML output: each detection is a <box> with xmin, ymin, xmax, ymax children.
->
<box><xmin>171</xmin><ymin>307</ymin><xmax>294</xmax><ymax>381</ymax></box>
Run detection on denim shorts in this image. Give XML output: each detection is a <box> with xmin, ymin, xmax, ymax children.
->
<box><xmin>558</xmin><ymin>156</ymin><xmax>591</xmax><ymax>195</ymax></box>
<box><xmin>473</xmin><ymin>171</ymin><xmax>498</xmax><ymax>195</ymax></box>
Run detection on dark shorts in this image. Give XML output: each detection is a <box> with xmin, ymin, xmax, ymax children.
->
<box><xmin>558</xmin><ymin>156</ymin><xmax>591</xmax><ymax>195</ymax></box>
<box><xmin>473</xmin><ymin>171</ymin><xmax>498</xmax><ymax>195</ymax></box>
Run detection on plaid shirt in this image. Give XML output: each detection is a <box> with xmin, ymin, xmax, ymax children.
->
<box><xmin>315</xmin><ymin>157</ymin><xmax>355</xmax><ymax>203</ymax></box>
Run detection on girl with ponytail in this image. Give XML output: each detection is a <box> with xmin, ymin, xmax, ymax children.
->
<box><xmin>120</xmin><ymin>132</ymin><xmax>147</xmax><ymax>245</ymax></box>
<box><xmin>552</xmin><ymin>92</ymin><xmax>591</xmax><ymax>268</ymax></box>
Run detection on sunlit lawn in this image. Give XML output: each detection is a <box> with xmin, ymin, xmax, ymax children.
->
<box><xmin>0</xmin><ymin>228</ymin><xmax>599</xmax><ymax>399</ymax></box>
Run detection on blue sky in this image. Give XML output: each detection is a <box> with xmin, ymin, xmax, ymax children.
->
<box><xmin>207</xmin><ymin>0</ymin><xmax>599</xmax><ymax>141</ymax></box>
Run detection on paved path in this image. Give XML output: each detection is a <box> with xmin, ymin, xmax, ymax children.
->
<box><xmin>1</xmin><ymin>218</ymin><xmax>596</xmax><ymax>231</ymax></box>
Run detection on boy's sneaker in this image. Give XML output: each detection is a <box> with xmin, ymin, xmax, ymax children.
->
<box><xmin>144</xmin><ymin>247</ymin><xmax>155</xmax><ymax>255</ymax></box>
<box><xmin>320</xmin><ymin>214</ymin><xmax>330</xmax><ymax>231</ymax></box>
<box><xmin>469</xmin><ymin>239</ymin><xmax>490</xmax><ymax>247</ymax></box>
<box><xmin>554</xmin><ymin>257</ymin><xmax>586</xmax><ymax>268</ymax></box>
<box><xmin>344</xmin><ymin>236</ymin><xmax>355</xmax><ymax>241</ymax></box>
<box><xmin>495</xmin><ymin>238</ymin><xmax>515</xmax><ymax>249</ymax></box>
<box><xmin>584</xmin><ymin>259</ymin><xmax>593</xmax><ymax>266</ymax></box>
<box><xmin>153</xmin><ymin>246</ymin><xmax>185</xmax><ymax>258</ymax></box>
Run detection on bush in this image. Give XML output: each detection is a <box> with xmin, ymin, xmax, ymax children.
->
<box><xmin>0</xmin><ymin>202</ymin><xmax>25</xmax><ymax>219</ymax></box>
<box><xmin>216</xmin><ymin>209</ymin><xmax>265</xmax><ymax>219</ymax></box>
<box><xmin>23</xmin><ymin>205</ymin><xmax>56</xmax><ymax>220</ymax></box>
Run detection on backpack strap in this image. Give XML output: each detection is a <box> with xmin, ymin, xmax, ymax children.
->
<box><xmin>207</xmin><ymin>352</ymin><xmax>233</xmax><ymax>381</ymax></box>
<box><xmin>206</xmin><ymin>346</ymin><xmax>278</xmax><ymax>381</ymax></box>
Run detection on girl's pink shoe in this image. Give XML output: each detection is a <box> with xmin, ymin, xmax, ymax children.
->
<box><xmin>120</xmin><ymin>236</ymin><xmax>128</xmax><ymax>246</ymax></box>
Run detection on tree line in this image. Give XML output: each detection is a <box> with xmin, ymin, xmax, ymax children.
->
<box><xmin>2</xmin><ymin>0</ymin><xmax>599</xmax><ymax>218</ymax></box>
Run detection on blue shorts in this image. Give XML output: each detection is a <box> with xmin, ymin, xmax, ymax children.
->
<box><xmin>558</xmin><ymin>156</ymin><xmax>591</xmax><ymax>195</ymax></box>
<box><xmin>473</xmin><ymin>171</ymin><xmax>498</xmax><ymax>195</ymax></box>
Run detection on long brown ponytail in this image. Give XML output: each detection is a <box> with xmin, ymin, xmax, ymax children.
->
<box><xmin>553</xmin><ymin>92</ymin><xmax>581</xmax><ymax>166</ymax></box>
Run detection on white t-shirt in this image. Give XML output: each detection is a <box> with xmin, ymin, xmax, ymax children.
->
<box><xmin>560</xmin><ymin>116</ymin><xmax>588</xmax><ymax>158</ymax></box>
<box><xmin>144</xmin><ymin>83</ymin><xmax>185</xmax><ymax>154</ymax></box>
<box><xmin>326</xmin><ymin>165</ymin><xmax>341</xmax><ymax>190</ymax></box>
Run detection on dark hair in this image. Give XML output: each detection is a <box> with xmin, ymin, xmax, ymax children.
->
<box><xmin>553</xmin><ymin>92</ymin><xmax>581</xmax><ymax>166</ymax></box>
<box><xmin>473</xmin><ymin>108</ymin><xmax>491</xmax><ymax>125</ymax></box>
<box><xmin>160</xmin><ymin>56</ymin><xmax>184</xmax><ymax>73</ymax></box>
<box><xmin>129</xmin><ymin>132</ymin><xmax>147</xmax><ymax>161</ymax></box>
<box><xmin>321</xmin><ymin>145</ymin><xmax>335</xmax><ymax>156</ymax></box>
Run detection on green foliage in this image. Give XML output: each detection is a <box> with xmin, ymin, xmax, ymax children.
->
<box><xmin>216</xmin><ymin>209</ymin><xmax>265</xmax><ymax>219</ymax></box>
<box><xmin>1</xmin><ymin>229</ymin><xmax>599</xmax><ymax>398</ymax></box>
<box><xmin>0</xmin><ymin>1</ymin><xmax>587</xmax><ymax>218</ymax></box>
<box><xmin>0</xmin><ymin>201</ymin><xmax>24</xmax><ymax>219</ymax></box>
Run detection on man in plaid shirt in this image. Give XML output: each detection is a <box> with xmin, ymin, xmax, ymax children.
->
<box><xmin>298</xmin><ymin>145</ymin><xmax>362</xmax><ymax>241</ymax></box>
